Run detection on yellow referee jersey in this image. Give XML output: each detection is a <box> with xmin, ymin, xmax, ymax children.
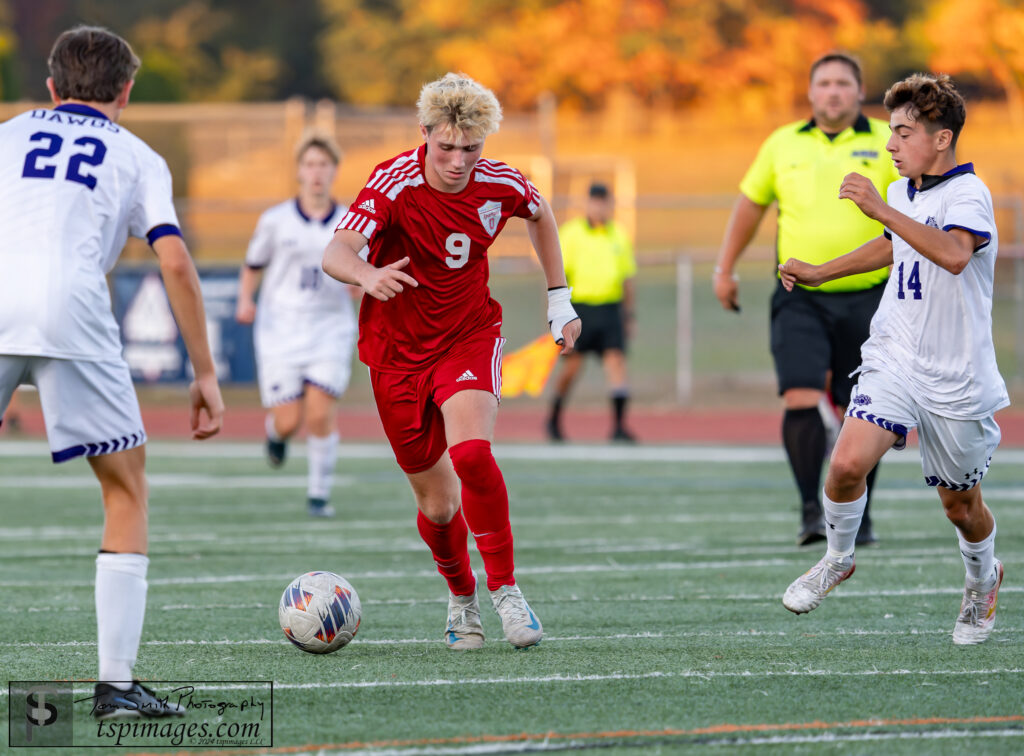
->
<box><xmin>740</xmin><ymin>114</ymin><xmax>900</xmax><ymax>293</ymax></box>
<box><xmin>559</xmin><ymin>216</ymin><xmax>637</xmax><ymax>304</ymax></box>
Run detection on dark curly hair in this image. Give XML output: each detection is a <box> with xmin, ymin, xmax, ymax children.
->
<box><xmin>48</xmin><ymin>26</ymin><xmax>140</xmax><ymax>103</ymax></box>
<box><xmin>884</xmin><ymin>73</ymin><xmax>966</xmax><ymax>148</ymax></box>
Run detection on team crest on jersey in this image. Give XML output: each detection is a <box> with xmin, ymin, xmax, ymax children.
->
<box><xmin>477</xmin><ymin>200</ymin><xmax>502</xmax><ymax>237</ymax></box>
<box><xmin>925</xmin><ymin>215</ymin><xmax>938</xmax><ymax>228</ymax></box>
<box><xmin>852</xmin><ymin>394</ymin><xmax>871</xmax><ymax>406</ymax></box>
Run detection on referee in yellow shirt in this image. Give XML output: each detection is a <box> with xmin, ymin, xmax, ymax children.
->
<box><xmin>714</xmin><ymin>53</ymin><xmax>900</xmax><ymax>546</ymax></box>
<box><xmin>547</xmin><ymin>182</ymin><xmax>637</xmax><ymax>442</ymax></box>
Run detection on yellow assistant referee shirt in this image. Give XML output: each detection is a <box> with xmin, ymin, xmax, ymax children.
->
<box><xmin>740</xmin><ymin>114</ymin><xmax>900</xmax><ymax>293</ymax></box>
<box><xmin>559</xmin><ymin>216</ymin><xmax>637</xmax><ymax>305</ymax></box>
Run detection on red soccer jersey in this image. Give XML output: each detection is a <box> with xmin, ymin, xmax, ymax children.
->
<box><xmin>336</xmin><ymin>145</ymin><xmax>541</xmax><ymax>373</ymax></box>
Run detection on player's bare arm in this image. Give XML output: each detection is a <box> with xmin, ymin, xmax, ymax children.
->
<box><xmin>874</xmin><ymin>206</ymin><xmax>979</xmax><ymax>275</ymax></box>
<box><xmin>527</xmin><ymin>196</ymin><xmax>581</xmax><ymax>352</ymax></box>
<box><xmin>779</xmin><ymin>235</ymin><xmax>893</xmax><ymax>291</ymax></box>
<box><xmin>152</xmin><ymin>234</ymin><xmax>224</xmax><ymax>439</ymax></box>
<box><xmin>323</xmin><ymin>228</ymin><xmax>418</xmax><ymax>301</ymax></box>
<box><xmin>235</xmin><ymin>265</ymin><xmax>263</xmax><ymax>324</ymax></box>
<box><xmin>714</xmin><ymin>195</ymin><xmax>769</xmax><ymax>312</ymax></box>
<box><xmin>840</xmin><ymin>171</ymin><xmax>979</xmax><ymax>275</ymax></box>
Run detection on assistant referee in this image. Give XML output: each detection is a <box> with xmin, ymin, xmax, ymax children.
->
<box><xmin>714</xmin><ymin>52</ymin><xmax>900</xmax><ymax>546</ymax></box>
<box><xmin>547</xmin><ymin>182</ymin><xmax>637</xmax><ymax>442</ymax></box>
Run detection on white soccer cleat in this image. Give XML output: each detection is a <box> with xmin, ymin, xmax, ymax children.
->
<box><xmin>783</xmin><ymin>554</ymin><xmax>855</xmax><ymax>614</ymax></box>
<box><xmin>445</xmin><ymin>590</ymin><xmax>485</xmax><ymax>650</ymax></box>
<box><xmin>953</xmin><ymin>560</ymin><xmax>1004</xmax><ymax>646</ymax></box>
<box><xmin>490</xmin><ymin>583</ymin><xmax>542</xmax><ymax>648</ymax></box>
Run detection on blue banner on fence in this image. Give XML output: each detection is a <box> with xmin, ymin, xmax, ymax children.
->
<box><xmin>110</xmin><ymin>267</ymin><xmax>256</xmax><ymax>383</ymax></box>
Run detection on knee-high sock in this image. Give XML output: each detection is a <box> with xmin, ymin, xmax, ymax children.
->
<box><xmin>824</xmin><ymin>489</ymin><xmax>867</xmax><ymax>560</ymax></box>
<box><xmin>612</xmin><ymin>390</ymin><xmax>628</xmax><ymax>432</ymax></box>
<box><xmin>782</xmin><ymin>407</ymin><xmax>827</xmax><ymax>514</ymax></box>
<box><xmin>958</xmin><ymin>519</ymin><xmax>997</xmax><ymax>584</ymax></box>
<box><xmin>96</xmin><ymin>552</ymin><xmax>149</xmax><ymax>690</ymax></box>
<box><xmin>307</xmin><ymin>432</ymin><xmax>338</xmax><ymax>500</ymax></box>
<box><xmin>416</xmin><ymin>510</ymin><xmax>475</xmax><ymax>596</ymax></box>
<box><xmin>448</xmin><ymin>439</ymin><xmax>514</xmax><ymax>591</ymax></box>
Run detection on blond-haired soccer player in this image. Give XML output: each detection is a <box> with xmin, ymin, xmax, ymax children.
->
<box><xmin>323</xmin><ymin>73</ymin><xmax>580</xmax><ymax>649</ymax></box>
<box><xmin>236</xmin><ymin>133</ymin><xmax>356</xmax><ymax>517</ymax></box>
<box><xmin>779</xmin><ymin>74</ymin><xmax>1008</xmax><ymax>644</ymax></box>
<box><xmin>0</xmin><ymin>27</ymin><xmax>223</xmax><ymax>714</ymax></box>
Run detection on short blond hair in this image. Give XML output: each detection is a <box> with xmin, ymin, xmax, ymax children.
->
<box><xmin>416</xmin><ymin>73</ymin><xmax>502</xmax><ymax>141</ymax></box>
<box><xmin>295</xmin><ymin>130</ymin><xmax>341</xmax><ymax>165</ymax></box>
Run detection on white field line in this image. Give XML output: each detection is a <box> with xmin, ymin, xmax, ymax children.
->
<box><xmin>318</xmin><ymin>729</ymin><xmax>1024</xmax><ymax>756</ymax></box>
<box><xmin>1</xmin><ymin>584</ymin><xmax>1022</xmax><ymax>613</ymax></box>
<box><xmin>0</xmin><ymin>440</ymin><xmax>963</xmax><ymax>464</ymax></box>
<box><xmin>0</xmin><ymin>441</ymin><xmax>790</xmax><ymax>463</ymax></box>
<box><xmin>4</xmin><ymin>553</ymin><xmax>1022</xmax><ymax>588</ymax></box>
<box><xmin>0</xmin><ymin>541</ymin><xmax>1012</xmax><ymax>573</ymax></box>
<box><xmin>0</xmin><ymin>514</ymin><xmax>805</xmax><ymax>541</ymax></box>
<box><xmin>132</xmin><ymin>668</ymin><xmax>1024</xmax><ymax>690</ymax></box>
<box><xmin>0</xmin><ymin>474</ymin><xmax>353</xmax><ymax>489</ymax></box>
<box><xmin>10</xmin><ymin>440</ymin><xmax>1024</xmax><ymax>464</ymax></box>
<box><xmin>6</xmin><ymin>497</ymin><xmax>1024</xmax><ymax>543</ymax></box>
<box><xmin>0</xmin><ymin>668</ymin><xmax>1021</xmax><ymax>698</ymax></box>
<box><xmin>4</xmin><ymin>626</ymin><xmax>1023</xmax><ymax>649</ymax></box>
<box><xmin>0</xmin><ymin>541</ymin><xmax>987</xmax><ymax>562</ymax></box>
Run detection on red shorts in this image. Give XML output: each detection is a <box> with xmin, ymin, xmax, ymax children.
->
<box><xmin>370</xmin><ymin>326</ymin><xmax>505</xmax><ymax>474</ymax></box>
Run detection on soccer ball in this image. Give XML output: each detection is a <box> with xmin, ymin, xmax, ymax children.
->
<box><xmin>278</xmin><ymin>571</ymin><xmax>361</xmax><ymax>654</ymax></box>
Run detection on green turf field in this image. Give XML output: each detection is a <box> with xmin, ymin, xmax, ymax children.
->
<box><xmin>1</xmin><ymin>441</ymin><xmax>1022</xmax><ymax>754</ymax></box>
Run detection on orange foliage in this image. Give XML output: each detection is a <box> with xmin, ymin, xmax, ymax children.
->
<box><xmin>320</xmin><ymin>0</ymin><xmax>889</xmax><ymax>114</ymax></box>
<box><xmin>923</xmin><ymin>0</ymin><xmax>1024</xmax><ymax>125</ymax></box>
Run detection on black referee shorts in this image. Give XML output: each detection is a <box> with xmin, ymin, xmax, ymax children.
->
<box><xmin>770</xmin><ymin>278</ymin><xmax>885</xmax><ymax>408</ymax></box>
<box><xmin>572</xmin><ymin>302</ymin><xmax>626</xmax><ymax>355</ymax></box>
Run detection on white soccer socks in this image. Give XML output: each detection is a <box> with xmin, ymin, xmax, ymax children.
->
<box><xmin>958</xmin><ymin>520</ymin><xmax>997</xmax><ymax>585</ymax></box>
<box><xmin>307</xmin><ymin>432</ymin><xmax>339</xmax><ymax>500</ymax></box>
<box><xmin>823</xmin><ymin>489</ymin><xmax>867</xmax><ymax>560</ymax></box>
<box><xmin>95</xmin><ymin>552</ymin><xmax>149</xmax><ymax>690</ymax></box>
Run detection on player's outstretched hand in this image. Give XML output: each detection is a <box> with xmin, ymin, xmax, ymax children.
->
<box><xmin>558</xmin><ymin>317</ymin><xmax>582</xmax><ymax>354</ymax></box>
<box><xmin>778</xmin><ymin>258</ymin><xmax>823</xmax><ymax>291</ymax></box>
<box><xmin>361</xmin><ymin>256</ymin><xmax>419</xmax><ymax>301</ymax></box>
<box><xmin>839</xmin><ymin>172</ymin><xmax>886</xmax><ymax>221</ymax></box>
<box><xmin>189</xmin><ymin>373</ymin><xmax>224</xmax><ymax>440</ymax></box>
<box><xmin>235</xmin><ymin>299</ymin><xmax>256</xmax><ymax>325</ymax></box>
<box><xmin>712</xmin><ymin>270</ymin><xmax>741</xmax><ymax>313</ymax></box>
<box><xmin>547</xmin><ymin>287</ymin><xmax>580</xmax><ymax>353</ymax></box>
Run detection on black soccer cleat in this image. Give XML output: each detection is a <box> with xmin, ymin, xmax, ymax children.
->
<box><xmin>91</xmin><ymin>681</ymin><xmax>186</xmax><ymax>720</ymax></box>
<box><xmin>611</xmin><ymin>427</ymin><xmax>637</xmax><ymax>443</ymax></box>
<box><xmin>307</xmin><ymin>497</ymin><xmax>335</xmax><ymax>518</ymax></box>
<box><xmin>266</xmin><ymin>437</ymin><xmax>287</xmax><ymax>468</ymax></box>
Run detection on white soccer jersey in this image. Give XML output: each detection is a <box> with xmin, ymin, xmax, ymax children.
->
<box><xmin>859</xmin><ymin>164</ymin><xmax>1009</xmax><ymax>419</ymax></box>
<box><xmin>0</xmin><ymin>104</ymin><xmax>181</xmax><ymax>361</ymax></box>
<box><xmin>246</xmin><ymin>199</ymin><xmax>357</xmax><ymax>362</ymax></box>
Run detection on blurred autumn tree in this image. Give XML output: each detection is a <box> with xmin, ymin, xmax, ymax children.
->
<box><xmin>918</xmin><ymin>0</ymin><xmax>1024</xmax><ymax>126</ymax></box>
<box><xmin>6</xmin><ymin>0</ymin><xmax>330</xmax><ymax>101</ymax></box>
<box><xmin>5</xmin><ymin>0</ymin><xmax>1022</xmax><ymax>117</ymax></box>
<box><xmin>318</xmin><ymin>0</ymin><xmax>916</xmax><ymax>113</ymax></box>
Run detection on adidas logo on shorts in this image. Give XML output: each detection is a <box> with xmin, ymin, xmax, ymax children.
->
<box><xmin>456</xmin><ymin>370</ymin><xmax>477</xmax><ymax>382</ymax></box>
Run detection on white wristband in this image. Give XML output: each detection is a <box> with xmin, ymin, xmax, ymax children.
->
<box><xmin>547</xmin><ymin>287</ymin><xmax>579</xmax><ymax>344</ymax></box>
